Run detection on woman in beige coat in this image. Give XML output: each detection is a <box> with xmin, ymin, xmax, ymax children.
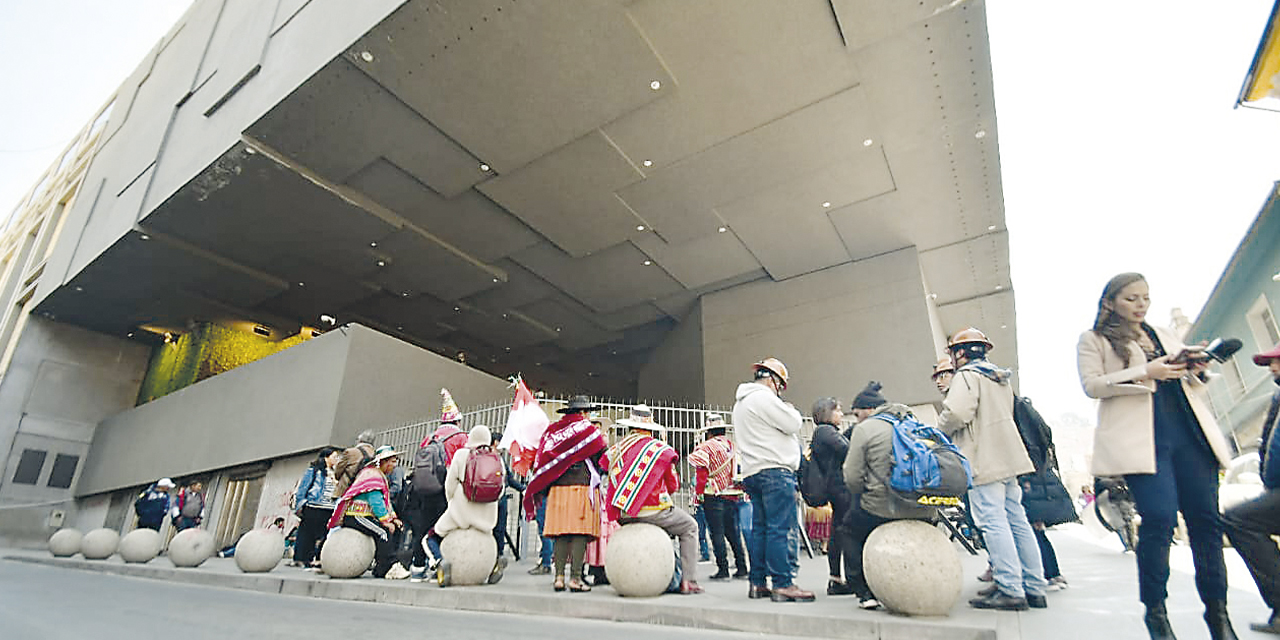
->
<box><xmin>431</xmin><ymin>424</ymin><xmax>506</xmax><ymax>586</ymax></box>
<box><xmin>1077</xmin><ymin>272</ymin><xmax>1236</xmax><ymax>640</ymax></box>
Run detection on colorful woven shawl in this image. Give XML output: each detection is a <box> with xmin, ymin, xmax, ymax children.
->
<box><xmin>522</xmin><ymin>413</ymin><xmax>607</xmax><ymax>516</ymax></box>
<box><xmin>687</xmin><ymin>435</ymin><xmax>735</xmax><ymax>495</ymax></box>
<box><xmin>606</xmin><ymin>433</ymin><xmax>677</xmax><ymax>519</ymax></box>
<box><xmin>327</xmin><ymin>466</ymin><xmax>392</xmax><ymax>529</ymax></box>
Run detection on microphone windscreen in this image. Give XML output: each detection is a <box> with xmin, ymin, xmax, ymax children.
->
<box><xmin>1207</xmin><ymin>338</ymin><xmax>1243</xmax><ymax>362</ymax></box>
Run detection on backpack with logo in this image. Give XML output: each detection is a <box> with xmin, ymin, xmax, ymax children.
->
<box><xmin>872</xmin><ymin>413</ymin><xmax>972</xmax><ymax>503</ymax></box>
<box><xmin>1012</xmin><ymin>395</ymin><xmax>1055</xmax><ymax>474</ymax></box>
<box><xmin>412</xmin><ymin>436</ymin><xmax>450</xmax><ymax>496</ymax></box>
<box><xmin>462</xmin><ymin>444</ymin><xmax>505</xmax><ymax>503</ymax></box>
<box><xmin>798</xmin><ymin>447</ymin><xmax>829</xmax><ymax>508</ymax></box>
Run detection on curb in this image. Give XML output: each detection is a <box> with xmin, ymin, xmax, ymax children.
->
<box><xmin>6</xmin><ymin>555</ymin><xmax>995</xmax><ymax>640</ymax></box>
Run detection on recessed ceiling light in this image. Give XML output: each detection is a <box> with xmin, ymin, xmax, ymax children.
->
<box><xmin>717</xmin><ymin>226</ymin><xmax>727</xmax><ymax>233</ymax></box>
<box><xmin>975</xmin><ymin>130</ymin><xmax>987</xmax><ymax>139</ymax></box>
<box><xmin>370</xmin><ymin>242</ymin><xmax>378</xmax><ymax>248</ymax></box>
<box><xmin>479</xmin><ymin>163</ymin><xmax>490</xmax><ymax>172</ymax></box>
<box><xmin>298</xmin><ymin>282</ymin><xmax>305</xmax><ymax>287</ymax></box>
<box><xmin>636</xmin><ymin>225</ymin><xmax>645</xmax><ymax>231</ymax></box>
<box><xmin>863</xmin><ymin>139</ymin><xmax>873</xmax><ymax>146</ymax></box>
<box><xmin>822</xmin><ymin>202</ymin><xmax>832</xmax><ymax>208</ymax></box>
<box><xmin>642</xmin><ymin>160</ymin><xmax>653</xmax><ymax>167</ymax></box>
<box><xmin>73</xmin><ymin>286</ymin><xmax>83</xmax><ymax>292</ymax></box>
<box><xmin>987</xmin><ymin>225</ymin><xmax>996</xmax><ymax>231</ymax></box>
<box><xmin>360</xmin><ymin>51</ymin><xmax>374</xmax><ymax>62</ymax></box>
<box><xmin>929</xmin><ymin>293</ymin><xmax>939</xmax><ymax>300</ymax></box>
<box><xmin>492</xmin><ymin>277</ymin><xmax>499</xmax><ymax>283</ymax></box>
<box><xmin>994</xmin><ymin>285</ymin><xmax>1003</xmax><ymax>290</ymax></box>
<box><xmin>244</xmin><ymin>147</ymin><xmax>256</xmax><ymax>155</ymax></box>
<box><xmin>643</xmin><ymin>260</ymin><xmax>652</xmax><ymax>266</ymax></box>
<box><xmin>454</xmin><ymin>306</ymin><xmax>460</xmax><ymax>312</ymax></box>
<box><xmin>139</xmin><ymin>234</ymin><xmax>151</xmax><ymax>241</ymax></box>
<box><xmin>397</xmin><ymin>325</ymin><xmax>404</xmax><ymax>331</ymax></box>
<box><xmin>126</xmin><ymin>332</ymin><xmax>134</xmax><ymax>338</ymax></box>
<box><xmin>401</xmin><ymin>291</ymin><xmax>410</xmax><ymax>297</ymax></box>
<box><xmin>376</xmin><ymin>260</ymin><xmax>386</xmax><ymax>267</ymax></box>
<box><xmin>650</xmin><ymin>80</ymin><xmax>661</xmax><ymax>90</ymax></box>
<box><xmin>320</xmin><ymin>314</ymin><xmax>336</xmax><ymax>325</ymax></box>
<box><xmin>502</xmin><ymin>313</ymin><xmax>508</xmax><ymax>318</ymax></box>
<box><xmin>555</xmin><ymin>327</ymin><xmax>561</xmax><ymax>332</ymax></box>
<box><xmin>1001</xmin><ymin>324</ymin><xmax>1008</xmax><ymax>329</ymax></box>
<box><xmin>505</xmin><ymin>347</ymin><xmax>511</xmax><ymax>351</ymax></box>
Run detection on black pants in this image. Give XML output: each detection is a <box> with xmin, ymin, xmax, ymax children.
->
<box><xmin>405</xmin><ymin>492</ymin><xmax>447</xmax><ymax>568</ymax></box>
<box><xmin>845</xmin><ymin>502</ymin><xmax>891</xmax><ymax>599</ymax></box>
<box><xmin>1223</xmin><ymin>488</ymin><xmax>1280</xmax><ymax>611</ymax></box>
<box><xmin>827</xmin><ymin>493</ymin><xmax>859</xmax><ymax>581</ymax></box>
<box><xmin>703</xmin><ymin>495</ymin><xmax>748</xmax><ymax>574</ymax></box>
<box><xmin>1034</xmin><ymin>527</ymin><xmax>1060</xmax><ymax>580</ymax></box>
<box><xmin>293</xmin><ymin>504</ymin><xmax>333</xmax><ymax>564</ymax></box>
<box><xmin>342</xmin><ymin>515</ymin><xmax>397</xmax><ymax>577</ymax></box>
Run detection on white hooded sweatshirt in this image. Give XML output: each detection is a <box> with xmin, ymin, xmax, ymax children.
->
<box><xmin>731</xmin><ymin>382</ymin><xmax>803</xmax><ymax>478</ymax></box>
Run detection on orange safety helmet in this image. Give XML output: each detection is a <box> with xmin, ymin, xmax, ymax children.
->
<box><xmin>752</xmin><ymin>357</ymin><xmax>790</xmax><ymax>389</ymax></box>
<box><xmin>947</xmin><ymin>327</ymin><xmax>994</xmax><ymax>351</ymax></box>
<box><xmin>931</xmin><ymin>357</ymin><xmax>955</xmax><ymax>378</ymax></box>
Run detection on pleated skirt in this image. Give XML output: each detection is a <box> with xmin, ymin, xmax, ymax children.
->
<box><xmin>543</xmin><ymin>485</ymin><xmax>600</xmax><ymax>538</ymax></box>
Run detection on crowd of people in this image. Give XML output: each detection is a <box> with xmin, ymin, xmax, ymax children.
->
<box><xmin>125</xmin><ymin>274</ymin><xmax>1279</xmax><ymax>636</ymax></box>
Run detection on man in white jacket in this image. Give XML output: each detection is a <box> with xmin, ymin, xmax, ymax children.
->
<box><xmin>732</xmin><ymin>357</ymin><xmax>814</xmax><ymax>603</ymax></box>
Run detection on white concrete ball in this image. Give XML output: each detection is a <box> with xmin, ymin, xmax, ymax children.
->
<box><xmin>119</xmin><ymin>528</ymin><xmax>163</xmax><ymax>563</ymax></box>
<box><xmin>320</xmin><ymin>527</ymin><xmax>375</xmax><ymax>579</ymax></box>
<box><xmin>48</xmin><ymin>528</ymin><xmax>83</xmax><ymax>557</ymax></box>
<box><xmin>605</xmin><ymin>523</ymin><xmax>675</xmax><ymax>597</ymax></box>
<box><xmin>234</xmin><ymin>529</ymin><xmax>285</xmax><ymax>573</ymax></box>
<box><xmin>80</xmin><ymin>528</ymin><xmax>120</xmax><ymax>560</ymax></box>
<box><xmin>169</xmin><ymin>528</ymin><xmax>216</xmax><ymax>568</ymax></box>
<box><xmin>439</xmin><ymin>528</ymin><xmax>497</xmax><ymax>586</ymax></box>
<box><xmin>864</xmin><ymin>520</ymin><xmax>963</xmax><ymax>616</ymax></box>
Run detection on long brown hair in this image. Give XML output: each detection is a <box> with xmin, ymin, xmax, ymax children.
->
<box><xmin>1091</xmin><ymin>272</ymin><xmax>1146</xmax><ymax>367</ymax></box>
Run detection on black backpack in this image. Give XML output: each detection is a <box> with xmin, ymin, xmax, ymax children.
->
<box><xmin>1012</xmin><ymin>396</ymin><xmax>1055</xmax><ymax>474</ymax></box>
<box><xmin>412</xmin><ymin>432</ymin><xmax>462</xmax><ymax>496</ymax></box>
<box><xmin>798</xmin><ymin>448</ymin><xmax>829</xmax><ymax>508</ymax></box>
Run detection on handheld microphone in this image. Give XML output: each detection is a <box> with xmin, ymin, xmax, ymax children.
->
<box><xmin>1204</xmin><ymin>338</ymin><xmax>1243</xmax><ymax>363</ymax></box>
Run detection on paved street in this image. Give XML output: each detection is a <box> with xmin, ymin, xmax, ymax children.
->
<box><xmin>2</xmin><ymin>523</ymin><xmax>1274</xmax><ymax>639</ymax></box>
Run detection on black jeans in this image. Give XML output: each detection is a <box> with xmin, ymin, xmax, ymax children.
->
<box><xmin>1034</xmin><ymin>527</ymin><xmax>1060</xmax><ymax>580</ymax></box>
<box><xmin>827</xmin><ymin>492</ymin><xmax>857</xmax><ymax>581</ymax></box>
<box><xmin>1223</xmin><ymin>488</ymin><xmax>1280</xmax><ymax>611</ymax></box>
<box><xmin>703</xmin><ymin>495</ymin><xmax>748</xmax><ymax>574</ymax></box>
<box><xmin>846</xmin><ymin>502</ymin><xmax>891</xmax><ymax>599</ymax></box>
<box><xmin>293</xmin><ymin>503</ymin><xmax>333</xmax><ymax>564</ymax></box>
<box><xmin>405</xmin><ymin>492</ymin><xmax>447</xmax><ymax>568</ymax></box>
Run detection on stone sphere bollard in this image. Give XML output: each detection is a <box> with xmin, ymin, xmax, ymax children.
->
<box><xmin>49</xmin><ymin>528</ymin><xmax>84</xmax><ymax>557</ymax></box>
<box><xmin>119</xmin><ymin>528</ymin><xmax>163</xmax><ymax>563</ymax></box>
<box><xmin>439</xmin><ymin>528</ymin><xmax>497</xmax><ymax>586</ymax></box>
<box><xmin>234</xmin><ymin>529</ymin><xmax>285</xmax><ymax>573</ymax></box>
<box><xmin>81</xmin><ymin>528</ymin><xmax>120</xmax><ymax>560</ymax></box>
<box><xmin>863</xmin><ymin>520</ymin><xmax>963</xmax><ymax>616</ymax></box>
<box><xmin>169</xmin><ymin>528</ymin><xmax>216</xmax><ymax>568</ymax></box>
<box><xmin>320</xmin><ymin>527</ymin><xmax>375</xmax><ymax>579</ymax></box>
<box><xmin>605</xmin><ymin>523</ymin><xmax>675</xmax><ymax>597</ymax></box>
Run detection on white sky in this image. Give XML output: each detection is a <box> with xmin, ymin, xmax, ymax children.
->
<box><xmin>1</xmin><ymin>0</ymin><xmax>1278</xmax><ymax>426</ymax></box>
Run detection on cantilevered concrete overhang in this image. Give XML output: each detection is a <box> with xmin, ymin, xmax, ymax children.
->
<box><xmin>34</xmin><ymin>0</ymin><xmax>1017</xmax><ymax>404</ymax></box>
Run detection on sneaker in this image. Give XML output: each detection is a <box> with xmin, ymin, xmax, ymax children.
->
<box><xmin>436</xmin><ymin>560</ymin><xmax>452</xmax><ymax>588</ymax></box>
<box><xmin>1026</xmin><ymin>594</ymin><xmax>1048</xmax><ymax>609</ymax></box>
<box><xmin>409</xmin><ymin>565</ymin><xmax>427</xmax><ymax>583</ymax></box>
<box><xmin>384</xmin><ymin>564</ymin><xmax>411</xmax><ymax>580</ymax></box>
<box><xmin>858</xmin><ymin>596</ymin><xmax>883</xmax><ymax>610</ymax></box>
<box><xmin>527</xmin><ymin>564</ymin><xmax>551</xmax><ymax>575</ymax></box>
<box><xmin>487</xmin><ymin>557</ymin><xmax>508</xmax><ymax>585</ymax></box>
<box><xmin>709</xmin><ymin>569</ymin><xmax>731</xmax><ymax>581</ymax></box>
<box><xmin>1047</xmin><ymin>576</ymin><xmax>1069</xmax><ymax>591</ymax></box>
<box><xmin>969</xmin><ymin>590</ymin><xmax>1029</xmax><ymax>611</ymax></box>
<box><xmin>827</xmin><ymin>580</ymin><xmax>856</xmax><ymax>596</ymax></box>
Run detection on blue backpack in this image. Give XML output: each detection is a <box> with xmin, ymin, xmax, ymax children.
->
<box><xmin>871</xmin><ymin>413</ymin><xmax>972</xmax><ymax>503</ymax></box>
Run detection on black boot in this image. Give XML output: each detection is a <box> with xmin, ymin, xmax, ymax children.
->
<box><xmin>1204</xmin><ymin>601</ymin><xmax>1238</xmax><ymax>640</ymax></box>
<box><xmin>1144</xmin><ymin>602</ymin><xmax>1176</xmax><ymax>640</ymax></box>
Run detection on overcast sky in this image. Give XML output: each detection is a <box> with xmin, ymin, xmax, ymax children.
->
<box><xmin>1</xmin><ymin>0</ymin><xmax>1278</xmax><ymax>425</ymax></box>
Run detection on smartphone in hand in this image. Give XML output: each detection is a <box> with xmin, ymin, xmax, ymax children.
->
<box><xmin>1169</xmin><ymin>347</ymin><xmax>1208</xmax><ymax>365</ymax></box>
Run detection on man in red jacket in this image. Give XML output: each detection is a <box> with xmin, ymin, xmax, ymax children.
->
<box><xmin>688</xmin><ymin>414</ymin><xmax>748</xmax><ymax>580</ymax></box>
<box><xmin>603</xmin><ymin>404</ymin><xmax>702</xmax><ymax>594</ymax></box>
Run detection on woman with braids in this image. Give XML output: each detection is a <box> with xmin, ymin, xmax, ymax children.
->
<box><xmin>522</xmin><ymin>396</ymin><xmax>608</xmax><ymax>592</ymax></box>
<box><xmin>1077</xmin><ymin>272</ymin><xmax>1237</xmax><ymax>640</ymax></box>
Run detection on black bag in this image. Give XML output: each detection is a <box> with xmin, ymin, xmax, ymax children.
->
<box><xmin>798</xmin><ymin>448</ymin><xmax>829</xmax><ymax>508</ymax></box>
<box><xmin>1013</xmin><ymin>396</ymin><xmax>1055</xmax><ymax>474</ymax></box>
<box><xmin>1020</xmin><ymin>469</ymin><xmax>1077</xmax><ymax>526</ymax></box>
<box><xmin>412</xmin><ymin>437</ymin><xmax>449</xmax><ymax>496</ymax></box>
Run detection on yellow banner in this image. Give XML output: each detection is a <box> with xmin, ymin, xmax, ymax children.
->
<box><xmin>1243</xmin><ymin>4</ymin><xmax>1280</xmax><ymax>103</ymax></box>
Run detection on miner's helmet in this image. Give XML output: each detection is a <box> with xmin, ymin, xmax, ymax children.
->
<box><xmin>751</xmin><ymin>357</ymin><xmax>790</xmax><ymax>390</ymax></box>
<box><xmin>947</xmin><ymin>327</ymin><xmax>994</xmax><ymax>352</ymax></box>
<box><xmin>931</xmin><ymin>357</ymin><xmax>955</xmax><ymax>379</ymax></box>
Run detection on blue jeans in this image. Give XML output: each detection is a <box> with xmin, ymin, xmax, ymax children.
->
<box><xmin>536</xmin><ymin>499</ymin><xmax>553</xmax><ymax>566</ymax></box>
<box><xmin>694</xmin><ymin>504</ymin><xmax>710</xmax><ymax>560</ymax></box>
<box><xmin>738</xmin><ymin>499</ymin><xmax>753</xmax><ymax>538</ymax></box>
<box><xmin>743</xmin><ymin>467</ymin><xmax>798</xmax><ymax>589</ymax></box>
<box><xmin>968</xmin><ymin>478</ymin><xmax>1047</xmax><ymax>598</ymax></box>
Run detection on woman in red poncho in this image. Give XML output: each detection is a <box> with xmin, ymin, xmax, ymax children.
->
<box><xmin>523</xmin><ymin>396</ymin><xmax>608</xmax><ymax>592</ymax></box>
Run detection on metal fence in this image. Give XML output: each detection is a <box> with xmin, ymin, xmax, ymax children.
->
<box><xmin>374</xmin><ymin>395</ymin><xmax>819</xmax><ymax>558</ymax></box>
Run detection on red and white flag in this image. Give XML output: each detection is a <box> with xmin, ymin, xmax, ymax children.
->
<box><xmin>499</xmin><ymin>377</ymin><xmax>549</xmax><ymax>476</ymax></box>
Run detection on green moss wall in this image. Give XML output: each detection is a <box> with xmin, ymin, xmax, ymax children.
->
<box><xmin>136</xmin><ymin>323</ymin><xmax>311</xmax><ymax>404</ymax></box>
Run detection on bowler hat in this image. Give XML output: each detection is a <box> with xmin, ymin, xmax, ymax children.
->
<box><xmin>558</xmin><ymin>395</ymin><xmax>601</xmax><ymax>414</ymax></box>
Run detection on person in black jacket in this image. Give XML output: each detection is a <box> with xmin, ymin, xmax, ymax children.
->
<box><xmin>810</xmin><ymin>397</ymin><xmax>857</xmax><ymax>597</ymax></box>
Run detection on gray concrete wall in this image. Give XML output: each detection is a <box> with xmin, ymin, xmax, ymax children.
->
<box><xmin>77</xmin><ymin>325</ymin><xmax>352</xmax><ymax>496</ymax></box>
<box><xmin>637</xmin><ymin>302</ymin><xmax>705</xmax><ymax>404</ymax></box>
<box><xmin>330</xmin><ymin>324</ymin><xmax>512</xmax><ymax>443</ymax></box>
<box><xmin>0</xmin><ymin>318</ymin><xmax>150</xmax><ymax>543</ymax></box>
<box><xmin>36</xmin><ymin>0</ymin><xmax>407</xmax><ymax>306</ymax></box>
<box><xmin>701</xmin><ymin>247</ymin><xmax>939</xmax><ymax>411</ymax></box>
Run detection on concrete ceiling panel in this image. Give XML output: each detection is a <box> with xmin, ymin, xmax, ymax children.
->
<box><xmin>917</xmin><ymin>232</ymin><xmax>1011</xmax><ymax>304</ymax></box>
<box><xmin>344</xmin><ymin>158</ymin><xmax>541</xmax><ymax>262</ymax></box>
<box><xmin>616</xmin><ymin>86</ymin><xmax>879</xmax><ymax>242</ymax></box>
<box><xmin>478</xmin><ymin>131</ymin><xmax>647</xmax><ymax>257</ymax></box>
<box><xmin>349</xmin><ymin>0</ymin><xmax>672</xmax><ymax>172</ymax></box>
<box><xmin>370</xmin><ymin>228</ymin><xmax>501</xmax><ymax>301</ymax></box>
<box><xmin>632</xmin><ymin>229</ymin><xmax>762</xmax><ymax>290</ymax></box>
<box><xmin>604</xmin><ymin>0</ymin><xmax>860</xmax><ymax>167</ymax></box>
<box><xmin>936</xmin><ymin>288</ymin><xmax>1018</xmax><ymax>373</ymax></box>
<box><xmin>271</xmin><ymin>0</ymin><xmax>312</xmax><ymax>34</ymax></box>
<box><xmin>829</xmin><ymin>0</ymin><xmax>960</xmax><ymax>49</ymax></box>
<box><xmin>827</xmin><ymin>192</ymin><xmax>916</xmax><ymax>260</ymax></box>
<box><xmin>453</xmin><ymin>308</ymin><xmax>555</xmax><ymax>351</ymax></box>
<box><xmin>188</xmin><ymin>0</ymin><xmax>275</xmax><ymax>116</ymax></box>
<box><xmin>247</xmin><ymin>59</ymin><xmax>483</xmax><ymax>197</ymax></box>
<box><xmin>593</xmin><ymin>302</ymin><xmax>667</xmax><ymax>332</ymax></box>
<box><xmin>518</xmin><ymin>298</ymin><xmax>623</xmax><ymax>352</ymax></box>
<box><xmin>463</xmin><ymin>259</ymin><xmax>558</xmax><ymax>314</ymax></box>
<box><xmin>510</xmin><ymin>242</ymin><xmax>684</xmax><ymax>313</ymax></box>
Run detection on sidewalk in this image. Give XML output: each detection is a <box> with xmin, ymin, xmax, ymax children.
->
<box><xmin>5</xmin><ymin>524</ymin><xmax>1273</xmax><ymax>639</ymax></box>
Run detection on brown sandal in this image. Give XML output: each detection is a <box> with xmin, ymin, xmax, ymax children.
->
<box><xmin>553</xmin><ymin>576</ymin><xmax>566</xmax><ymax>592</ymax></box>
<box><xmin>568</xmin><ymin>579</ymin><xmax>591</xmax><ymax>592</ymax></box>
